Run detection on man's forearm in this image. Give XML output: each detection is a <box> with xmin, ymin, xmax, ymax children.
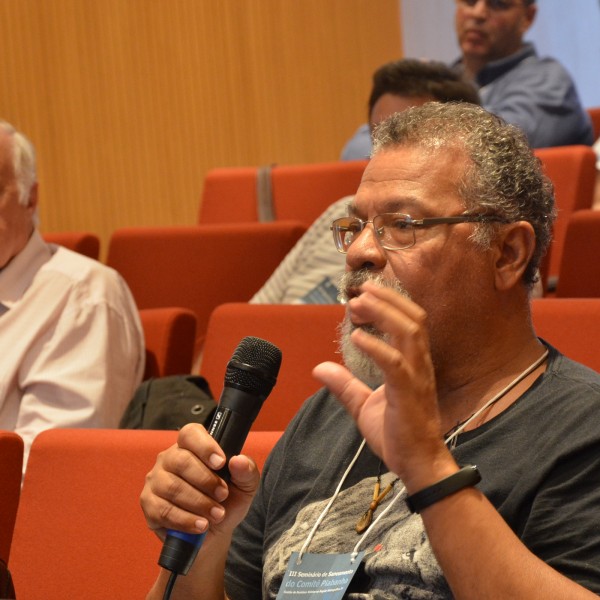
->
<box><xmin>421</xmin><ymin>488</ymin><xmax>598</xmax><ymax>599</ymax></box>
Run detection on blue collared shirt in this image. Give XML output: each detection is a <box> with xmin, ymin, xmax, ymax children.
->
<box><xmin>340</xmin><ymin>43</ymin><xmax>594</xmax><ymax>160</ymax></box>
<box><xmin>470</xmin><ymin>43</ymin><xmax>594</xmax><ymax>149</ymax></box>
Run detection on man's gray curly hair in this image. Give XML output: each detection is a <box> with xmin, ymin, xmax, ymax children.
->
<box><xmin>372</xmin><ymin>102</ymin><xmax>555</xmax><ymax>287</ymax></box>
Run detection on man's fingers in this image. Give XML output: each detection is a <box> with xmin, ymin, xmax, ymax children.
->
<box><xmin>313</xmin><ymin>361</ymin><xmax>372</xmax><ymax>420</ymax></box>
<box><xmin>228</xmin><ymin>455</ymin><xmax>261</xmax><ymax>494</ymax></box>
<box><xmin>140</xmin><ymin>469</ymin><xmax>213</xmax><ymax>536</ymax></box>
<box><xmin>349</xmin><ymin>284</ymin><xmax>432</xmax><ymax>371</ymax></box>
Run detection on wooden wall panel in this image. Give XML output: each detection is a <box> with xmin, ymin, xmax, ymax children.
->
<box><xmin>0</xmin><ymin>0</ymin><xmax>401</xmax><ymax>256</ymax></box>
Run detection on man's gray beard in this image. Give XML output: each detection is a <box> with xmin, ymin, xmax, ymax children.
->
<box><xmin>337</xmin><ymin>270</ymin><xmax>411</xmax><ymax>389</ymax></box>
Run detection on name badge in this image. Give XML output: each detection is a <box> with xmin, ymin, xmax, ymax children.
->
<box><xmin>276</xmin><ymin>551</ymin><xmax>365</xmax><ymax>600</ymax></box>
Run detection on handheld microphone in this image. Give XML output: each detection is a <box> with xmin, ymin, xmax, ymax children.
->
<box><xmin>158</xmin><ymin>336</ymin><xmax>282</xmax><ymax>576</ymax></box>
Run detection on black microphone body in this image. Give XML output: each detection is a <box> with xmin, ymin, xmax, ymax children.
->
<box><xmin>158</xmin><ymin>336</ymin><xmax>282</xmax><ymax>576</ymax></box>
<box><xmin>208</xmin><ymin>386</ymin><xmax>264</xmax><ymax>480</ymax></box>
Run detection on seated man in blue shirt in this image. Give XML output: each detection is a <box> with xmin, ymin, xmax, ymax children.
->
<box><xmin>341</xmin><ymin>0</ymin><xmax>594</xmax><ymax>160</ymax></box>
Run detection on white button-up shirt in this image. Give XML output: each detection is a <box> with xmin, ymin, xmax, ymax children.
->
<box><xmin>0</xmin><ymin>230</ymin><xmax>144</xmax><ymax>468</ymax></box>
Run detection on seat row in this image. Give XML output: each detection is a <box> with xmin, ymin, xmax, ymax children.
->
<box><xmin>113</xmin><ymin>297</ymin><xmax>600</xmax><ymax>433</ymax></box>
<box><xmin>45</xmin><ymin>201</ymin><xmax>600</xmax><ymax>361</ymax></box>
<box><xmin>198</xmin><ymin>145</ymin><xmax>597</xmax><ymax>290</ymax></box>
<box><xmin>44</xmin><ymin>143</ymin><xmax>598</xmax><ymax>310</ymax></box>
<box><xmin>0</xmin><ymin>427</ymin><xmax>282</xmax><ymax>600</ymax></box>
<box><xmin>2</xmin><ymin>296</ymin><xmax>600</xmax><ymax>598</ymax></box>
<box><xmin>46</xmin><ymin>220</ymin><xmax>308</xmax><ymax>364</ymax></box>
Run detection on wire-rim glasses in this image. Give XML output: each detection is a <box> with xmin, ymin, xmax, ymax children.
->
<box><xmin>330</xmin><ymin>212</ymin><xmax>510</xmax><ymax>253</ymax></box>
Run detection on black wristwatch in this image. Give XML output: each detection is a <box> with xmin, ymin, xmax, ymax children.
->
<box><xmin>406</xmin><ymin>465</ymin><xmax>481</xmax><ymax>513</ymax></box>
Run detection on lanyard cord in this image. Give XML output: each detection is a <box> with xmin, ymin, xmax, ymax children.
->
<box><xmin>300</xmin><ymin>348</ymin><xmax>550</xmax><ymax>563</ymax></box>
<box><xmin>443</xmin><ymin>348</ymin><xmax>549</xmax><ymax>448</ymax></box>
<box><xmin>297</xmin><ymin>439</ymin><xmax>367</xmax><ymax>563</ymax></box>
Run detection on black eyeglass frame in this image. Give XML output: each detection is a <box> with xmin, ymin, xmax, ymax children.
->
<box><xmin>330</xmin><ymin>212</ymin><xmax>510</xmax><ymax>253</ymax></box>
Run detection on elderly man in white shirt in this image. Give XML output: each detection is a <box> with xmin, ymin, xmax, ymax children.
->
<box><xmin>0</xmin><ymin>120</ymin><xmax>144</xmax><ymax>469</ymax></box>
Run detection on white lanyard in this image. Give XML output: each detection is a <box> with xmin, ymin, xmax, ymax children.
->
<box><xmin>297</xmin><ymin>348</ymin><xmax>549</xmax><ymax>563</ymax></box>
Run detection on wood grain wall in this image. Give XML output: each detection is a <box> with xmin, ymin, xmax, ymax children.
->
<box><xmin>0</xmin><ymin>1</ymin><xmax>402</xmax><ymax>256</ymax></box>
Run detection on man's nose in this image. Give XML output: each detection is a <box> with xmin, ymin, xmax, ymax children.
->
<box><xmin>345</xmin><ymin>223</ymin><xmax>387</xmax><ymax>272</ymax></box>
<box><xmin>466</xmin><ymin>0</ymin><xmax>490</xmax><ymax>18</ymax></box>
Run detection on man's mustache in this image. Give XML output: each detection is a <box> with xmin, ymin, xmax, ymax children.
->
<box><xmin>338</xmin><ymin>269</ymin><xmax>411</xmax><ymax>304</ymax></box>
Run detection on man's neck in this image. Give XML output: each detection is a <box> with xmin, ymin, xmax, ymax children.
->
<box><xmin>461</xmin><ymin>57</ymin><xmax>486</xmax><ymax>81</ymax></box>
<box><xmin>435</xmin><ymin>332</ymin><xmax>547</xmax><ymax>436</ymax></box>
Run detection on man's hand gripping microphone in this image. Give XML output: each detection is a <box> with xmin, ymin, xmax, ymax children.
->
<box><xmin>158</xmin><ymin>336</ymin><xmax>282</xmax><ymax>577</ymax></box>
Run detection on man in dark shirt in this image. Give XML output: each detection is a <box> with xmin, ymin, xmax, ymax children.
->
<box><xmin>142</xmin><ymin>103</ymin><xmax>600</xmax><ymax>599</ymax></box>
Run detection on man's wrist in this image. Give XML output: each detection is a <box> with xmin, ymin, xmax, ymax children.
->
<box><xmin>406</xmin><ymin>465</ymin><xmax>481</xmax><ymax>513</ymax></box>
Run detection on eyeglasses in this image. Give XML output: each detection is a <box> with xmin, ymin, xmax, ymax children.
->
<box><xmin>458</xmin><ymin>0</ymin><xmax>528</xmax><ymax>11</ymax></box>
<box><xmin>330</xmin><ymin>212</ymin><xmax>509</xmax><ymax>253</ymax></box>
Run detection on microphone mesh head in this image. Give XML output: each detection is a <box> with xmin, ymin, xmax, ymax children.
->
<box><xmin>225</xmin><ymin>336</ymin><xmax>282</xmax><ymax>397</ymax></box>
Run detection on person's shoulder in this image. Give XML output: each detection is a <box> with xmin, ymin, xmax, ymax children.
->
<box><xmin>544</xmin><ymin>346</ymin><xmax>600</xmax><ymax>401</ymax></box>
<box><xmin>340</xmin><ymin>124</ymin><xmax>371</xmax><ymax>161</ymax></box>
<box><xmin>41</xmin><ymin>247</ymin><xmax>132</xmax><ymax>301</ymax></box>
<box><xmin>500</xmin><ymin>54</ymin><xmax>583</xmax><ymax>112</ymax></box>
<box><xmin>503</xmin><ymin>346</ymin><xmax>600</xmax><ymax>450</ymax></box>
<box><xmin>554</xmin><ymin>355</ymin><xmax>600</xmax><ymax>386</ymax></box>
<box><xmin>533</xmin><ymin>55</ymin><xmax>576</xmax><ymax>81</ymax></box>
<box><xmin>45</xmin><ymin>247</ymin><xmax>118</xmax><ymax>280</ymax></box>
<box><xmin>513</xmin><ymin>51</ymin><xmax>575</xmax><ymax>86</ymax></box>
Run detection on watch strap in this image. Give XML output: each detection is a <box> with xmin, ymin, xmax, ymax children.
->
<box><xmin>406</xmin><ymin>465</ymin><xmax>481</xmax><ymax>513</ymax></box>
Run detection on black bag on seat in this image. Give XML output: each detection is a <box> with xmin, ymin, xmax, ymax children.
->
<box><xmin>119</xmin><ymin>375</ymin><xmax>217</xmax><ymax>430</ymax></box>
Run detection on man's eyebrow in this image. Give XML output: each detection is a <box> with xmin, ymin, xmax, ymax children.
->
<box><xmin>347</xmin><ymin>197</ymin><xmax>423</xmax><ymax>217</ymax></box>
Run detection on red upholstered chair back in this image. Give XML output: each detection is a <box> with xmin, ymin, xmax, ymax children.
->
<box><xmin>587</xmin><ymin>106</ymin><xmax>600</xmax><ymax>140</ymax></box>
<box><xmin>270</xmin><ymin>160</ymin><xmax>367</xmax><ymax>226</ymax></box>
<box><xmin>139</xmin><ymin>307</ymin><xmax>197</xmax><ymax>379</ymax></box>
<box><xmin>531</xmin><ymin>298</ymin><xmax>600</xmax><ymax>372</ymax></box>
<box><xmin>533</xmin><ymin>146</ymin><xmax>596</xmax><ymax>289</ymax></box>
<box><xmin>554</xmin><ymin>210</ymin><xmax>600</xmax><ymax>298</ymax></box>
<box><xmin>106</xmin><ymin>222</ymin><xmax>306</xmax><ymax>359</ymax></box>
<box><xmin>199</xmin><ymin>160</ymin><xmax>368</xmax><ymax>228</ymax></box>
<box><xmin>9</xmin><ymin>428</ymin><xmax>281</xmax><ymax>600</ymax></box>
<box><xmin>200</xmin><ymin>303</ymin><xmax>346</xmax><ymax>430</ymax></box>
<box><xmin>42</xmin><ymin>231</ymin><xmax>101</xmax><ymax>260</ymax></box>
<box><xmin>0</xmin><ymin>431</ymin><xmax>23</xmax><ymax>565</ymax></box>
<box><xmin>198</xmin><ymin>151</ymin><xmax>598</xmax><ymax>295</ymax></box>
<box><xmin>199</xmin><ymin>167</ymin><xmax>258</xmax><ymax>224</ymax></box>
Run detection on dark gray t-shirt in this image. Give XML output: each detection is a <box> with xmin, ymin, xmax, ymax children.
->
<box><xmin>226</xmin><ymin>345</ymin><xmax>600</xmax><ymax>598</ymax></box>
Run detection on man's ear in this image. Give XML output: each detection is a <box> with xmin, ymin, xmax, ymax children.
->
<box><xmin>26</xmin><ymin>182</ymin><xmax>39</xmax><ymax>211</ymax></box>
<box><xmin>493</xmin><ymin>221</ymin><xmax>536</xmax><ymax>290</ymax></box>
<box><xmin>521</xmin><ymin>3</ymin><xmax>537</xmax><ymax>34</ymax></box>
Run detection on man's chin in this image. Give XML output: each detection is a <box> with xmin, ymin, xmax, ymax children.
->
<box><xmin>338</xmin><ymin>316</ymin><xmax>385</xmax><ymax>389</ymax></box>
<box><xmin>335</xmin><ymin>270</ymin><xmax>411</xmax><ymax>388</ymax></box>
<box><xmin>460</xmin><ymin>38</ymin><xmax>489</xmax><ymax>58</ymax></box>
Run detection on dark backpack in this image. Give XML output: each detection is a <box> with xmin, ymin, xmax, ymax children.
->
<box><xmin>0</xmin><ymin>558</ymin><xmax>15</xmax><ymax>599</ymax></box>
<box><xmin>119</xmin><ymin>375</ymin><xmax>217</xmax><ymax>430</ymax></box>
